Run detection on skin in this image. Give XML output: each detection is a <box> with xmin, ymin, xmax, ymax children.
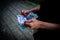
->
<box><xmin>21</xmin><ymin>5</ymin><xmax>40</xmax><ymax>17</ymax></box>
<box><xmin>24</xmin><ymin>19</ymin><xmax>59</xmax><ymax>30</ymax></box>
<box><xmin>21</xmin><ymin>5</ymin><xmax>60</xmax><ymax>30</ymax></box>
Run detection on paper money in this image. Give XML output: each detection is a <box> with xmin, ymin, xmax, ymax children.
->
<box><xmin>17</xmin><ymin>12</ymin><xmax>38</xmax><ymax>30</ymax></box>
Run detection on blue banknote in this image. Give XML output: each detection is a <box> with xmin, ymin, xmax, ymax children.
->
<box><xmin>17</xmin><ymin>12</ymin><xmax>38</xmax><ymax>30</ymax></box>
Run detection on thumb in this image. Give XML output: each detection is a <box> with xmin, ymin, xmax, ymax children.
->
<box><xmin>24</xmin><ymin>20</ymin><xmax>33</xmax><ymax>23</ymax></box>
<box><xmin>24</xmin><ymin>22</ymin><xmax>30</xmax><ymax>26</ymax></box>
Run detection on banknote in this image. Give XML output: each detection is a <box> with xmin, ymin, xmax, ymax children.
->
<box><xmin>17</xmin><ymin>12</ymin><xmax>38</xmax><ymax>30</ymax></box>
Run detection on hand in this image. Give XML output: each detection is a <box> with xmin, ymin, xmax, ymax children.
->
<box><xmin>21</xmin><ymin>10</ymin><xmax>31</xmax><ymax>17</ymax></box>
<box><xmin>24</xmin><ymin>19</ymin><xmax>43</xmax><ymax>29</ymax></box>
<box><xmin>24</xmin><ymin>19</ymin><xmax>59</xmax><ymax>30</ymax></box>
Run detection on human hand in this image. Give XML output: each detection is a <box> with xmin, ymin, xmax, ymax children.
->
<box><xmin>21</xmin><ymin>10</ymin><xmax>31</xmax><ymax>17</ymax></box>
<box><xmin>24</xmin><ymin>19</ymin><xmax>43</xmax><ymax>29</ymax></box>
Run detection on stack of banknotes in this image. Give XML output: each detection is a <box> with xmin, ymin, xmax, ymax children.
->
<box><xmin>17</xmin><ymin>12</ymin><xmax>38</xmax><ymax>40</ymax></box>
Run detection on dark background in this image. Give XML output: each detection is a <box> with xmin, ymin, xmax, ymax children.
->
<box><xmin>0</xmin><ymin>0</ymin><xmax>60</xmax><ymax>40</ymax></box>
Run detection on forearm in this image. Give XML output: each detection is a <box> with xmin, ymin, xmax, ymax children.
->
<box><xmin>40</xmin><ymin>21</ymin><xmax>60</xmax><ymax>30</ymax></box>
<box><xmin>29</xmin><ymin>5</ymin><xmax>40</xmax><ymax>12</ymax></box>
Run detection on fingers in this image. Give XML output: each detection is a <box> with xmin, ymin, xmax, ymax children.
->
<box><xmin>24</xmin><ymin>20</ymin><xmax>35</xmax><ymax>29</ymax></box>
<box><xmin>21</xmin><ymin>10</ymin><xmax>25</xmax><ymax>13</ymax></box>
<box><xmin>24</xmin><ymin>20</ymin><xmax>33</xmax><ymax>23</ymax></box>
<box><xmin>21</xmin><ymin>10</ymin><xmax>29</xmax><ymax>14</ymax></box>
<box><xmin>24</xmin><ymin>22</ymin><xmax>30</xmax><ymax>26</ymax></box>
<box><xmin>24</xmin><ymin>22</ymin><xmax>35</xmax><ymax>29</ymax></box>
<box><xmin>24</xmin><ymin>22</ymin><xmax>34</xmax><ymax>29</ymax></box>
<box><xmin>21</xmin><ymin>10</ymin><xmax>26</xmax><ymax>15</ymax></box>
<box><xmin>24</xmin><ymin>20</ymin><xmax>32</xmax><ymax>25</ymax></box>
<box><xmin>21</xmin><ymin>10</ymin><xmax>29</xmax><ymax>17</ymax></box>
<box><xmin>24</xmin><ymin>19</ymin><xmax>36</xmax><ymax>26</ymax></box>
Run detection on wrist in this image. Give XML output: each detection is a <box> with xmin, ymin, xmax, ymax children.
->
<box><xmin>39</xmin><ymin>21</ymin><xmax>49</xmax><ymax>29</ymax></box>
<box><xmin>38</xmin><ymin>21</ymin><xmax>45</xmax><ymax>29</ymax></box>
<box><xmin>39</xmin><ymin>21</ymin><xmax>60</xmax><ymax>30</ymax></box>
